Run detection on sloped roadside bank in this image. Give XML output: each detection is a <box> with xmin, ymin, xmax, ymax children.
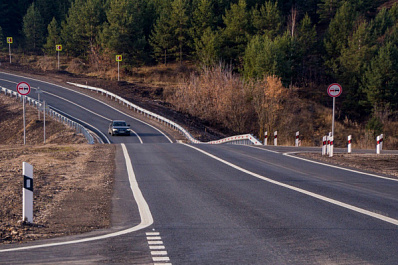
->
<box><xmin>0</xmin><ymin>95</ymin><xmax>115</xmax><ymax>244</ymax></box>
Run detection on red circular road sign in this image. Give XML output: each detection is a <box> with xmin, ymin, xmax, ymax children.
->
<box><xmin>17</xmin><ymin>82</ymin><xmax>31</xmax><ymax>96</ymax></box>
<box><xmin>327</xmin><ymin>83</ymin><xmax>342</xmax><ymax>97</ymax></box>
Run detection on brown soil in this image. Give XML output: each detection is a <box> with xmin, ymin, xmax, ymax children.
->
<box><xmin>297</xmin><ymin>153</ymin><xmax>398</xmax><ymax>179</ymax></box>
<box><xmin>0</xmin><ymin>95</ymin><xmax>115</xmax><ymax>244</ymax></box>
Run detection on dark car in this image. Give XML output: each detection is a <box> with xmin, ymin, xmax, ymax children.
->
<box><xmin>108</xmin><ymin>120</ymin><xmax>131</xmax><ymax>136</ymax></box>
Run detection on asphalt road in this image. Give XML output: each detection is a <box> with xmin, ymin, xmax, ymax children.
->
<box><xmin>0</xmin><ymin>72</ymin><xmax>397</xmax><ymax>264</ymax></box>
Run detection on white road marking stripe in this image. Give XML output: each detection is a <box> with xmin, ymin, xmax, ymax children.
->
<box><xmin>153</xmin><ymin>256</ymin><xmax>170</xmax><ymax>262</ymax></box>
<box><xmin>0</xmin><ymin>73</ymin><xmax>173</xmax><ymax>143</ymax></box>
<box><xmin>147</xmin><ymin>236</ymin><xmax>162</xmax><ymax>240</ymax></box>
<box><xmin>154</xmin><ymin>263</ymin><xmax>172</xmax><ymax>265</ymax></box>
<box><xmin>0</xmin><ymin>144</ymin><xmax>153</xmax><ymax>253</ymax></box>
<box><xmin>148</xmin><ymin>241</ymin><xmax>164</xmax><ymax>245</ymax></box>
<box><xmin>184</xmin><ymin>143</ymin><xmax>398</xmax><ymax>226</ymax></box>
<box><xmin>151</xmin><ymin>251</ymin><xmax>168</xmax><ymax>255</ymax></box>
<box><xmin>146</xmin><ymin>232</ymin><xmax>160</xmax><ymax>236</ymax></box>
<box><xmin>150</xmin><ymin>245</ymin><xmax>165</xmax><ymax>250</ymax></box>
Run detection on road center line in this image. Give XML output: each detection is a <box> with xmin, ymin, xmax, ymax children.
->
<box><xmin>0</xmin><ymin>144</ymin><xmax>153</xmax><ymax>253</ymax></box>
<box><xmin>183</xmin><ymin>144</ymin><xmax>398</xmax><ymax>226</ymax></box>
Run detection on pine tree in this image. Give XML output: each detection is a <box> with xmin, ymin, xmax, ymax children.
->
<box><xmin>169</xmin><ymin>0</ymin><xmax>190</xmax><ymax>62</ymax></box>
<box><xmin>44</xmin><ymin>17</ymin><xmax>60</xmax><ymax>55</ymax></box>
<box><xmin>149</xmin><ymin>6</ymin><xmax>174</xmax><ymax>64</ymax></box>
<box><xmin>324</xmin><ymin>1</ymin><xmax>357</xmax><ymax>72</ymax></box>
<box><xmin>101</xmin><ymin>0</ymin><xmax>146</xmax><ymax>64</ymax></box>
<box><xmin>195</xmin><ymin>27</ymin><xmax>220</xmax><ymax>66</ymax></box>
<box><xmin>0</xmin><ymin>26</ymin><xmax>4</xmax><ymax>51</ymax></box>
<box><xmin>23</xmin><ymin>3</ymin><xmax>46</xmax><ymax>53</ymax></box>
<box><xmin>317</xmin><ymin>0</ymin><xmax>343</xmax><ymax>23</ymax></box>
<box><xmin>251</xmin><ymin>1</ymin><xmax>282</xmax><ymax>38</ymax></box>
<box><xmin>363</xmin><ymin>42</ymin><xmax>398</xmax><ymax>113</ymax></box>
<box><xmin>221</xmin><ymin>0</ymin><xmax>250</xmax><ymax>64</ymax></box>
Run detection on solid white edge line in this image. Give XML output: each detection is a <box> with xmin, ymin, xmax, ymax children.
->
<box><xmin>282</xmin><ymin>152</ymin><xmax>398</xmax><ymax>182</ymax></box>
<box><xmin>0</xmin><ymin>144</ymin><xmax>153</xmax><ymax>253</ymax></box>
<box><xmin>182</xmin><ymin>143</ymin><xmax>398</xmax><ymax>226</ymax></box>
<box><xmin>0</xmin><ymin>72</ymin><xmax>172</xmax><ymax>143</ymax></box>
<box><xmin>249</xmin><ymin>145</ymin><xmax>398</xmax><ymax>182</ymax></box>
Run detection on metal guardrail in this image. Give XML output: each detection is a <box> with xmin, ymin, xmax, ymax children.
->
<box><xmin>1</xmin><ymin>86</ymin><xmax>95</xmax><ymax>144</ymax></box>
<box><xmin>67</xmin><ymin>82</ymin><xmax>262</xmax><ymax>145</ymax></box>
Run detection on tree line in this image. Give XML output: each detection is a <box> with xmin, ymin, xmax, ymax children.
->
<box><xmin>0</xmin><ymin>0</ymin><xmax>397</xmax><ymax>125</ymax></box>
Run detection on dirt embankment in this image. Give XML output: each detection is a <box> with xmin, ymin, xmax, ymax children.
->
<box><xmin>0</xmin><ymin>95</ymin><xmax>115</xmax><ymax>244</ymax></box>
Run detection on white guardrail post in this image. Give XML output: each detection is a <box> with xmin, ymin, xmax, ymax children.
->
<box><xmin>274</xmin><ymin>131</ymin><xmax>277</xmax><ymax>146</ymax></box>
<box><xmin>295</xmin><ymin>131</ymin><xmax>299</xmax><ymax>147</ymax></box>
<box><xmin>1</xmin><ymin>86</ymin><xmax>94</xmax><ymax>144</ymax></box>
<box><xmin>322</xmin><ymin>136</ymin><xmax>326</xmax><ymax>156</ymax></box>
<box><xmin>380</xmin><ymin>134</ymin><xmax>383</xmax><ymax>150</ymax></box>
<box><xmin>264</xmin><ymin>131</ymin><xmax>268</xmax><ymax>146</ymax></box>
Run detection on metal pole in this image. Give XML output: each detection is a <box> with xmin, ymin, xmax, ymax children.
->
<box><xmin>9</xmin><ymin>43</ymin><xmax>11</xmax><ymax>64</ymax></box>
<box><xmin>332</xmin><ymin>97</ymin><xmax>335</xmax><ymax>138</ymax></box>
<box><xmin>38</xmin><ymin>91</ymin><xmax>41</xmax><ymax>120</ymax></box>
<box><xmin>43</xmin><ymin>101</ymin><xmax>46</xmax><ymax>144</ymax></box>
<box><xmin>23</xmin><ymin>96</ymin><xmax>26</xmax><ymax>145</ymax></box>
<box><xmin>57</xmin><ymin>51</ymin><xmax>60</xmax><ymax>70</ymax></box>
<box><xmin>118</xmin><ymin>61</ymin><xmax>120</xmax><ymax>81</ymax></box>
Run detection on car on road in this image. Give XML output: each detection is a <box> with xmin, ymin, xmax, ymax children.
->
<box><xmin>108</xmin><ymin>120</ymin><xmax>131</xmax><ymax>136</ymax></box>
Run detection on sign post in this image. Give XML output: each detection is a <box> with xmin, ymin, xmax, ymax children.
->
<box><xmin>7</xmin><ymin>37</ymin><xmax>13</xmax><ymax>63</ymax></box>
<box><xmin>23</xmin><ymin>162</ymin><xmax>34</xmax><ymax>223</ymax></box>
<box><xmin>36</xmin><ymin>87</ymin><xmax>43</xmax><ymax>120</ymax></box>
<box><xmin>116</xmin><ymin>55</ymin><xmax>122</xmax><ymax>81</ymax></box>
<box><xmin>56</xmin><ymin>45</ymin><xmax>62</xmax><ymax>70</ymax></box>
<box><xmin>17</xmin><ymin>82</ymin><xmax>31</xmax><ymax>145</ymax></box>
<box><xmin>327</xmin><ymin>83</ymin><xmax>342</xmax><ymax>137</ymax></box>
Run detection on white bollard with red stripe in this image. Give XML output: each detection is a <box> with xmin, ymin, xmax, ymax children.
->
<box><xmin>322</xmin><ymin>136</ymin><xmax>327</xmax><ymax>155</ymax></box>
<box><xmin>274</xmin><ymin>131</ymin><xmax>277</xmax><ymax>146</ymax></box>
<box><xmin>376</xmin><ymin>135</ymin><xmax>381</xmax><ymax>154</ymax></box>
<box><xmin>380</xmin><ymin>134</ymin><xmax>383</xmax><ymax>150</ymax></box>
<box><xmin>327</xmin><ymin>132</ymin><xmax>331</xmax><ymax>155</ymax></box>
<box><xmin>329</xmin><ymin>136</ymin><xmax>334</xmax><ymax>157</ymax></box>
<box><xmin>264</xmin><ymin>131</ymin><xmax>268</xmax><ymax>146</ymax></box>
<box><xmin>295</xmin><ymin>131</ymin><xmax>299</xmax><ymax>147</ymax></box>
<box><xmin>348</xmin><ymin>135</ymin><xmax>352</xmax><ymax>154</ymax></box>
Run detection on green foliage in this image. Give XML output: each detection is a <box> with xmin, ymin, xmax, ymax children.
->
<box><xmin>43</xmin><ymin>17</ymin><xmax>60</xmax><ymax>55</ymax></box>
<box><xmin>362</xmin><ymin>42</ymin><xmax>398</xmax><ymax>112</ymax></box>
<box><xmin>0</xmin><ymin>26</ymin><xmax>4</xmax><ymax>50</ymax></box>
<box><xmin>365</xmin><ymin>115</ymin><xmax>383</xmax><ymax>137</ymax></box>
<box><xmin>101</xmin><ymin>0</ymin><xmax>146</xmax><ymax>64</ymax></box>
<box><xmin>61</xmin><ymin>0</ymin><xmax>106</xmax><ymax>57</ymax></box>
<box><xmin>251</xmin><ymin>1</ymin><xmax>283</xmax><ymax>38</ymax></box>
<box><xmin>220</xmin><ymin>0</ymin><xmax>251</xmax><ymax>64</ymax></box>
<box><xmin>23</xmin><ymin>3</ymin><xmax>46</xmax><ymax>52</ymax></box>
<box><xmin>243</xmin><ymin>32</ymin><xmax>292</xmax><ymax>86</ymax></box>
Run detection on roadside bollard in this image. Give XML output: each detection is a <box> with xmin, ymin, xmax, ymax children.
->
<box><xmin>295</xmin><ymin>131</ymin><xmax>299</xmax><ymax>147</ymax></box>
<box><xmin>322</xmin><ymin>136</ymin><xmax>327</xmax><ymax>156</ymax></box>
<box><xmin>327</xmin><ymin>133</ymin><xmax>331</xmax><ymax>155</ymax></box>
<box><xmin>264</xmin><ymin>131</ymin><xmax>268</xmax><ymax>146</ymax></box>
<box><xmin>376</xmin><ymin>135</ymin><xmax>380</xmax><ymax>154</ymax></box>
<box><xmin>348</xmin><ymin>135</ymin><xmax>352</xmax><ymax>154</ymax></box>
<box><xmin>380</xmin><ymin>134</ymin><xmax>383</xmax><ymax>150</ymax></box>
<box><xmin>274</xmin><ymin>131</ymin><xmax>277</xmax><ymax>146</ymax></box>
<box><xmin>329</xmin><ymin>136</ymin><xmax>334</xmax><ymax>157</ymax></box>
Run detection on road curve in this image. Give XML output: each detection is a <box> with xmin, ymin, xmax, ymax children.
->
<box><xmin>0</xmin><ymin>72</ymin><xmax>397</xmax><ymax>264</ymax></box>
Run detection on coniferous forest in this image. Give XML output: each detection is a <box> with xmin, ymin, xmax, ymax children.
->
<box><xmin>0</xmin><ymin>0</ymin><xmax>397</xmax><ymax>145</ymax></box>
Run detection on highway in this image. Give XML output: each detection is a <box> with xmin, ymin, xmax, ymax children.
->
<box><xmin>0</xmin><ymin>72</ymin><xmax>397</xmax><ymax>264</ymax></box>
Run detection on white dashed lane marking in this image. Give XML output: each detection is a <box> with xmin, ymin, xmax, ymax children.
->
<box><xmin>146</xmin><ymin>231</ymin><xmax>172</xmax><ymax>264</ymax></box>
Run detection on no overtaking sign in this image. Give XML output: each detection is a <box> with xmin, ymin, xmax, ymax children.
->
<box><xmin>327</xmin><ymin>83</ymin><xmax>342</xmax><ymax>97</ymax></box>
<box><xmin>17</xmin><ymin>82</ymin><xmax>31</xmax><ymax>96</ymax></box>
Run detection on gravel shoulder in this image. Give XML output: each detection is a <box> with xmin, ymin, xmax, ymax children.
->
<box><xmin>0</xmin><ymin>95</ymin><xmax>115</xmax><ymax>244</ymax></box>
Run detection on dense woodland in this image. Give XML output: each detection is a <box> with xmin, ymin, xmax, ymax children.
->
<box><xmin>0</xmin><ymin>0</ymin><xmax>397</xmax><ymax>144</ymax></box>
